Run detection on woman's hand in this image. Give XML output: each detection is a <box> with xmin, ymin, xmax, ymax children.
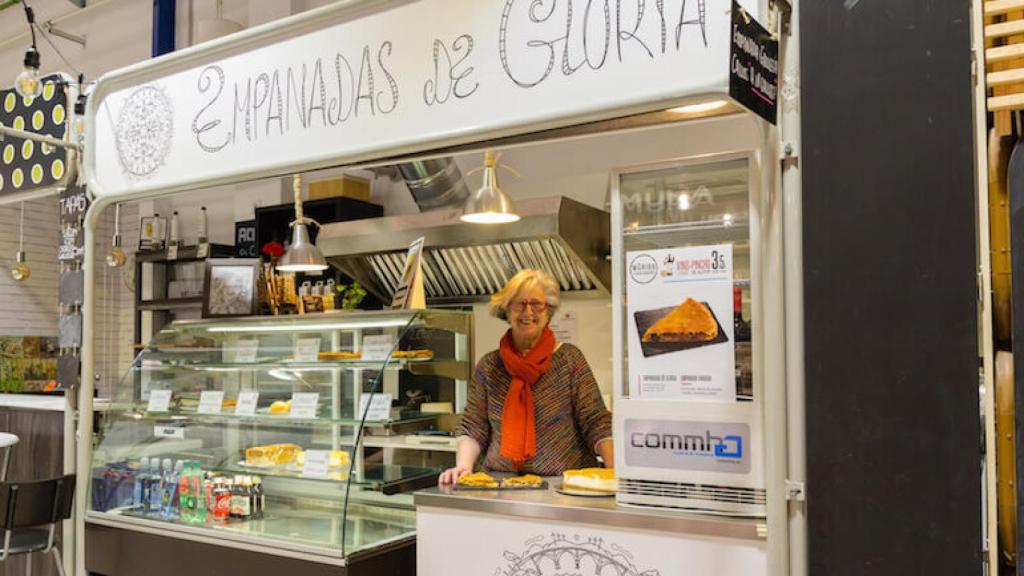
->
<box><xmin>438</xmin><ymin>465</ymin><xmax>473</xmax><ymax>486</ymax></box>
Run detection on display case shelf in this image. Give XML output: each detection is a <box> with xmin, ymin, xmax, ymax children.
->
<box><xmin>89</xmin><ymin>309</ymin><xmax>472</xmax><ymax>562</ymax></box>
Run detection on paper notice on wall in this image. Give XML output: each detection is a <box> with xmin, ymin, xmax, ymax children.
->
<box><xmin>548</xmin><ymin>311</ymin><xmax>578</xmax><ymax>344</ymax></box>
<box><xmin>625</xmin><ymin>244</ymin><xmax>735</xmax><ymax>402</ymax></box>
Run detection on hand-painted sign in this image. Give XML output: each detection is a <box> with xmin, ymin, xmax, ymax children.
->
<box><xmin>88</xmin><ymin>0</ymin><xmax>760</xmax><ymax>198</ymax></box>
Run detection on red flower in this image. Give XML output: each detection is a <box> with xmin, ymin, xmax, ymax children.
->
<box><xmin>262</xmin><ymin>241</ymin><xmax>285</xmax><ymax>258</ymax></box>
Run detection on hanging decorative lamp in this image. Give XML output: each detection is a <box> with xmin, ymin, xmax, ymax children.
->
<box><xmin>106</xmin><ymin>203</ymin><xmax>126</xmax><ymax>268</ymax></box>
<box><xmin>11</xmin><ymin>203</ymin><xmax>30</xmax><ymax>282</ymax></box>
<box><xmin>278</xmin><ymin>174</ymin><xmax>328</xmax><ymax>273</ymax></box>
<box><xmin>461</xmin><ymin>150</ymin><xmax>520</xmax><ymax>224</ymax></box>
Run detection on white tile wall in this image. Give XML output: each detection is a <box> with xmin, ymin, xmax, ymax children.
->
<box><xmin>0</xmin><ymin>199</ymin><xmax>59</xmax><ymax>336</ymax></box>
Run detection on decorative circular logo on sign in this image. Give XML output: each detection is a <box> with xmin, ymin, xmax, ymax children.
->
<box><xmin>31</xmin><ymin>110</ymin><xmax>43</xmax><ymax>130</ymax></box>
<box><xmin>51</xmin><ymin>159</ymin><xmax>65</xmax><ymax>180</ymax></box>
<box><xmin>21</xmin><ymin>139</ymin><xmax>33</xmax><ymax>160</ymax></box>
<box><xmin>11</xmin><ymin>168</ymin><xmax>23</xmax><ymax>188</ymax></box>
<box><xmin>30</xmin><ymin>164</ymin><xmax>43</xmax><ymax>184</ymax></box>
<box><xmin>499</xmin><ymin>533</ymin><xmax>660</xmax><ymax>576</ymax></box>
<box><xmin>3</xmin><ymin>93</ymin><xmax>14</xmax><ymax>113</ymax></box>
<box><xmin>628</xmin><ymin>254</ymin><xmax>658</xmax><ymax>284</ymax></box>
<box><xmin>2</xmin><ymin>144</ymin><xmax>13</xmax><ymax>165</ymax></box>
<box><xmin>114</xmin><ymin>85</ymin><xmax>174</xmax><ymax>178</ymax></box>
<box><xmin>42</xmin><ymin>82</ymin><xmax>56</xmax><ymax>102</ymax></box>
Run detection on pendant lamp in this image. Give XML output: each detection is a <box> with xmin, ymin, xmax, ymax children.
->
<box><xmin>461</xmin><ymin>150</ymin><xmax>520</xmax><ymax>224</ymax></box>
<box><xmin>278</xmin><ymin>174</ymin><xmax>328</xmax><ymax>273</ymax></box>
<box><xmin>106</xmin><ymin>203</ymin><xmax>126</xmax><ymax>268</ymax></box>
<box><xmin>11</xmin><ymin>203</ymin><xmax>30</xmax><ymax>282</ymax></box>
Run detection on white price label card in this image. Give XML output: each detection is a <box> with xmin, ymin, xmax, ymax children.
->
<box><xmin>302</xmin><ymin>450</ymin><xmax>330</xmax><ymax>479</ymax></box>
<box><xmin>293</xmin><ymin>338</ymin><xmax>321</xmax><ymax>363</ymax></box>
<box><xmin>362</xmin><ymin>335</ymin><xmax>395</xmax><ymax>361</ymax></box>
<box><xmin>197</xmin><ymin>243</ymin><xmax>210</xmax><ymax>258</ymax></box>
<box><xmin>166</xmin><ymin>244</ymin><xmax>179</xmax><ymax>261</ymax></box>
<box><xmin>358</xmin><ymin>393</ymin><xmax>393</xmax><ymax>421</ymax></box>
<box><xmin>289</xmin><ymin>392</ymin><xmax>320</xmax><ymax>419</ymax></box>
<box><xmin>197</xmin><ymin>390</ymin><xmax>224</xmax><ymax>415</ymax></box>
<box><xmin>231</xmin><ymin>339</ymin><xmax>260</xmax><ymax>363</ymax></box>
<box><xmin>147</xmin><ymin>389</ymin><xmax>172</xmax><ymax>413</ymax></box>
<box><xmin>235</xmin><ymin>391</ymin><xmax>259</xmax><ymax>416</ymax></box>
<box><xmin>153</xmin><ymin>425</ymin><xmax>185</xmax><ymax>439</ymax></box>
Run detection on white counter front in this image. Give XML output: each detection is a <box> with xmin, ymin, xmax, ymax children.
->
<box><xmin>0</xmin><ymin>394</ymin><xmax>69</xmax><ymax>411</ymax></box>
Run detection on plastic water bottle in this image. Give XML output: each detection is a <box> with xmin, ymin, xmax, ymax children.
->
<box><xmin>148</xmin><ymin>459</ymin><xmax>166</xmax><ymax>516</ymax></box>
<box><xmin>164</xmin><ymin>460</ymin><xmax>183</xmax><ymax>519</ymax></box>
<box><xmin>133</xmin><ymin>457</ymin><xmax>149</xmax><ymax>512</ymax></box>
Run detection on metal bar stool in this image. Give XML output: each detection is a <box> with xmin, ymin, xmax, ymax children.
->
<box><xmin>0</xmin><ymin>434</ymin><xmax>19</xmax><ymax>481</ymax></box>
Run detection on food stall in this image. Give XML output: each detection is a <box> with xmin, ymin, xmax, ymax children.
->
<box><xmin>77</xmin><ymin>0</ymin><xmax>801</xmax><ymax>574</ymax></box>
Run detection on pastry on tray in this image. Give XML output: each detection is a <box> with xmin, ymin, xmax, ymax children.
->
<box><xmin>268</xmin><ymin>400</ymin><xmax>291</xmax><ymax>414</ymax></box>
<box><xmin>500</xmin><ymin>474</ymin><xmax>543</xmax><ymax>488</ymax></box>
<box><xmin>457</xmin><ymin>472</ymin><xmax>499</xmax><ymax>488</ymax></box>
<box><xmin>318</xmin><ymin>351</ymin><xmax>362</xmax><ymax>361</ymax></box>
<box><xmin>391</xmin><ymin>349</ymin><xmax>434</xmax><ymax>359</ymax></box>
<box><xmin>641</xmin><ymin>298</ymin><xmax>718</xmax><ymax>343</ymax></box>
<box><xmin>562</xmin><ymin>468</ymin><xmax>617</xmax><ymax>493</ymax></box>
<box><xmin>245</xmin><ymin>443</ymin><xmax>301</xmax><ymax>467</ymax></box>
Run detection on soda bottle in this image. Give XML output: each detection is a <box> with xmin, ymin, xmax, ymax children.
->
<box><xmin>178</xmin><ymin>461</ymin><xmax>193</xmax><ymax>522</ymax></box>
<box><xmin>164</xmin><ymin>460</ymin><xmax>182</xmax><ymax>519</ymax></box>
<box><xmin>213</xmin><ymin>478</ymin><xmax>231</xmax><ymax>521</ymax></box>
<box><xmin>251</xmin><ymin>476</ymin><xmax>265</xmax><ymax>520</ymax></box>
<box><xmin>134</xmin><ymin>457</ymin><xmax>149</xmax><ymax>512</ymax></box>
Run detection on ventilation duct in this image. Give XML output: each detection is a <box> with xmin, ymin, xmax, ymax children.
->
<box><xmin>317</xmin><ymin>196</ymin><xmax>610</xmax><ymax>304</ymax></box>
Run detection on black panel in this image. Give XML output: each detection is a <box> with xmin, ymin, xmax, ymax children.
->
<box><xmin>800</xmin><ymin>1</ymin><xmax>981</xmax><ymax>574</ymax></box>
<box><xmin>86</xmin><ymin>524</ymin><xmax>414</xmax><ymax>576</ymax></box>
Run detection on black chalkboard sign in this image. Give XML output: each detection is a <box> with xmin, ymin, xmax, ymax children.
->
<box><xmin>729</xmin><ymin>1</ymin><xmax>778</xmax><ymax>125</ymax></box>
<box><xmin>235</xmin><ymin>220</ymin><xmax>258</xmax><ymax>258</ymax></box>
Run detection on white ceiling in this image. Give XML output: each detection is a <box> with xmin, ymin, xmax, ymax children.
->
<box><xmin>0</xmin><ymin>0</ymin><xmax>87</xmax><ymax>54</ymax></box>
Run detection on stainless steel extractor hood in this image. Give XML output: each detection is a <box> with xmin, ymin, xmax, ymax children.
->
<box><xmin>317</xmin><ymin>196</ymin><xmax>610</xmax><ymax>304</ymax></box>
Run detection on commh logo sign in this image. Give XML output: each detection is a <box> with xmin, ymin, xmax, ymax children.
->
<box><xmin>624</xmin><ymin>419</ymin><xmax>751</xmax><ymax>474</ymax></box>
<box><xmin>630</xmin><ymin>430</ymin><xmax>743</xmax><ymax>459</ymax></box>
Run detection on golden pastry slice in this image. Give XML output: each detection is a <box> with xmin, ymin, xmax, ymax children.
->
<box><xmin>457</xmin><ymin>472</ymin><xmax>498</xmax><ymax>488</ymax></box>
<box><xmin>562</xmin><ymin>468</ymin><xmax>617</xmax><ymax>493</ymax></box>
<box><xmin>642</xmin><ymin>298</ymin><xmax>718</xmax><ymax>343</ymax></box>
<box><xmin>391</xmin><ymin>349</ymin><xmax>434</xmax><ymax>359</ymax></box>
<box><xmin>500</xmin><ymin>474</ymin><xmax>543</xmax><ymax>488</ymax></box>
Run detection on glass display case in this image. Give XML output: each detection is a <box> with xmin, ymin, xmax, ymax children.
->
<box><xmin>86</xmin><ymin>309</ymin><xmax>472</xmax><ymax>565</ymax></box>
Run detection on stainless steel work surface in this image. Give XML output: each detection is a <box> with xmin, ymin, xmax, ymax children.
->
<box><xmin>415</xmin><ymin>483</ymin><xmax>765</xmax><ymax>541</ymax></box>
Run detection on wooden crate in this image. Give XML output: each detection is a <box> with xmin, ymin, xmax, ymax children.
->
<box><xmin>986</xmin><ymin>0</ymin><xmax>1024</xmax><ymax>134</ymax></box>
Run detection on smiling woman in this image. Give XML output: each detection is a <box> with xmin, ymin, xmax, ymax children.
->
<box><xmin>439</xmin><ymin>269</ymin><xmax>614</xmax><ymax>483</ymax></box>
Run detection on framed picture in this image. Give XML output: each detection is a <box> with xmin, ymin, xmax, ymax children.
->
<box><xmin>139</xmin><ymin>216</ymin><xmax>167</xmax><ymax>251</ymax></box>
<box><xmin>202</xmin><ymin>259</ymin><xmax>260</xmax><ymax>318</ymax></box>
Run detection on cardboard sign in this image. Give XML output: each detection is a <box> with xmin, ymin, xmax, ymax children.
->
<box><xmin>358</xmin><ymin>393</ymin><xmax>393</xmax><ymax>421</ymax></box>
<box><xmin>302</xmin><ymin>450</ymin><xmax>330</xmax><ymax>479</ymax></box>
<box><xmin>197</xmin><ymin>390</ymin><xmax>224</xmax><ymax>414</ymax></box>
<box><xmin>729</xmin><ymin>0</ymin><xmax>778</xmax><ymax>125</ymax></box>
<box><xmin>293</xmin><ymin>338</ymin><xmax>321</xmax><ymax>363</ymax></box>
<box><xmin>153</xmin><ymin>425</ymin><xmax>185</xmax><ymax>439</ymax></box>
<box><xmin>235</xmin><ymin>391</ymin><xmax>259</xmax><ymax>416</ymax></box>
<box><xmin>391</xmin><ymin>237</ymin><xmax>426</xmax><ymax>310</ymax></box>
<box><xmin>626</xmin><ymin>244</ymin><xmax>736</xmax><ymax>401</ymax></box>
<box><xmin>147</xmin><ymin>389</ymin><xmax>173</xmax><ymax>413</ymax></box>
<box><xmin>362</xmin><ymin>335</ymin><xmax>395</xmax><ymax>361</ymax></box>
<box><xmin>290</xmin><ymin>392</ymin><xmax>320</xmax><ymax>419</ymax></box>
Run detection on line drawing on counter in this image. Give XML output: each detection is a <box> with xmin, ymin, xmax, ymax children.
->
<box><xmin>115</xmin><ymin>84</ymin><xmax>174</xmax><ymax>178</ymax></box>
<box><xmin>497</xmin><ymin>532</ymin><xmax>660</xmax><ymax>576</ymax></box>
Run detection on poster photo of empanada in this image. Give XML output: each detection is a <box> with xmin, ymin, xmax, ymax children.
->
<box><xmin>633</xmin><ymin>297</ymin><xmax>729</xmax><ymax>357</ymax></box>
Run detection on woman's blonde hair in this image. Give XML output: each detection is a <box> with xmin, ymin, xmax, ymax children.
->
<box><xmin>488</xmin><ymin>269</ymin><xmax>560</xmax><ymax>321</ymax></box>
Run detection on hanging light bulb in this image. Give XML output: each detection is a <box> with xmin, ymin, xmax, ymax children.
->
<box><xmin>14</xmin><ymin>3</ymin><xmax>41</xmax><ymax>100</ymax></box>
<box><xmin>106</xmin><ymin>204</ymin><xmax>126</xmax><ymax>268</ymax></box>
<box><xmin>461</xmin><ymin>150</ymin><xmax>520</xmax><ymax>224</ymax></box>
<box><xmin>11</xmin><ymin>203</ymin><xmax>30</xmax><ymax>282</ymax></box>
<box><xmin>278</xmin><ymin>174</ymin><xmax>328</xmax><ymax>273</ymax></box>
<box><xmin>14</xmin><ymin>47</ymin><xmax>41</xmax><ymax>100</ymax></box>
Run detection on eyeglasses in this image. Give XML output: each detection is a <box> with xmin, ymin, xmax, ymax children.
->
<box><xmin>509</xmin><ymin>299</ymin><xmax>549</xmax><ymax>313</ymax></box>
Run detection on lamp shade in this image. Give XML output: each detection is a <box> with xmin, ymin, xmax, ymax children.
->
<box><xmin>460</xmin><ymin>161</ymin><xmax>520</xmax><ymax>224</ymax></box>
<box><xmin>278</xmin><ymin>222</ymin><xmax>328</xmax><ymax>272</ymax></box>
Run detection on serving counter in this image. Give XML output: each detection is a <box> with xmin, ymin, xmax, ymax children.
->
<box><xmin>416</xmin><ymin>483</ymin><xmax>768</xmax><ymax>575</ymax></box>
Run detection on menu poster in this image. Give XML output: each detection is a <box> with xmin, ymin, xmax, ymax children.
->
<box><xmin>625</xmin><ymin>244</ymin><xmax>735</xmax><ymax>401</ymax></box>
<box><xmin>390</xmin><ymin>236</ymin><xmax>426</xmax><ymax>310</ymax></box>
